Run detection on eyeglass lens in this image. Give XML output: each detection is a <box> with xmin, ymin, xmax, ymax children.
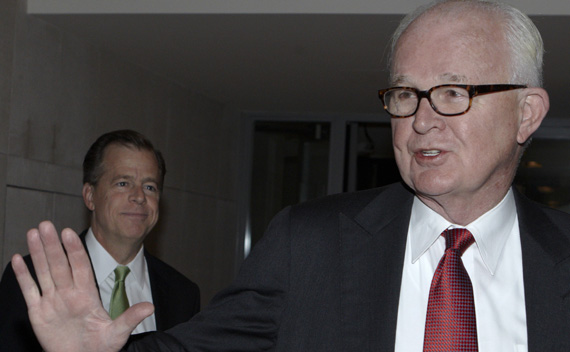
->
<box><xmin>384</xmin><ymin>86</ymin><xmax>470</xmax><ymax>117</ymax></box>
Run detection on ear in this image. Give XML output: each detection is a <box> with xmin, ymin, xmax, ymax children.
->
<box><xmin>82</xmin><ymin>183</ymin><xmax>95</xmax><ymax>211</ymax></box>
<box><xmin>517</xmin><ymin>87</ymin><xmax>550</xmax><ymax>145</ymax></box>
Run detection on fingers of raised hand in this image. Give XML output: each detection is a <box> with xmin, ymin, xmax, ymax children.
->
<box><xmin>16</xmin><ymin>222</ymin><xmax>94</xmax><ymax>308</ymax></box>
<box><xmin>11</xmin><ymin>253</ymin><xmax>41</xmax><ymax>305</ymax></box>
<box><xmin>11</xmin><ymin>221</ymin><xmax>138</xmax><ymax>352</ymax></box>
<box><xmin>34</xmin><ymin>221</ymin><xmax>74</xmax><ymax>292</ymax></box>
<box><xmin>61</xmin><ymin>228</ymin><xmax>97</xmax><ymax>290</ymax></box>
<box><xmin>25</xmin><ymin>226</ymin><xmax>56</xmax><ymax>297</ymax></box>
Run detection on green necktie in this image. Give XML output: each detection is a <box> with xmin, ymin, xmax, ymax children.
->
<box><xmin>109</xmin><ymin>266</ymin><xmax>130</xmax><ymax>320</ymax></box>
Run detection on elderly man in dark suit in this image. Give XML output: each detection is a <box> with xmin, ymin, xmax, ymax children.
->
<box><xmin>0</xmin><ymin>130</ymin><xmax>200</xmax><ymax>351</ymax></box>
<box><xmin>10</xmin><ymin>1</ymin><xmax>570</xmax><ymax>351</ymax></box>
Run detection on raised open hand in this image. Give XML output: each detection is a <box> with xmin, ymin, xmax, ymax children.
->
<box><xmin>11</xmin><ymin>221</ymin><xmax>154</xmax><ymax>352</ymax></box>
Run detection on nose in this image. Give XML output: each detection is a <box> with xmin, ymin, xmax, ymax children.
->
<box><xmin>129</xmin><ymin>186</ymin><xmax>146</xmax><ymax>204</ymax></box>
<box><xmin>412</xmin><ymin>97</ymin><xmax>445</xmax><ymax>134</ymax></box>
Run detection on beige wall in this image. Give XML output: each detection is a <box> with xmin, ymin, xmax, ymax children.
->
<box><xmin>0</xmin><ymin>0</ymin><xmax>241</xmax><ymax>307</ymax></box>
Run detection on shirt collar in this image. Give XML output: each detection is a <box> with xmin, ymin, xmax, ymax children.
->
<box><xmin>85</xmin><ymin>228</ymin><xmax>147</xmax><ymax>288</ymax></box>
<box><xmin>409</xmin><ymin>188</ymin><xmax>517</xmax><ymax>275</ymax></box>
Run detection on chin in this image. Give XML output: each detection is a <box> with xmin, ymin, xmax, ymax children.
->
<box><xmin>122</xmin><ymin>227</ymin><xmax>148</xmax><ymax>240</ymax></box>
<box><xmin>410</xmin><ymin>176</ymin><xmax>457</xmax><ymax>198</ymax></box>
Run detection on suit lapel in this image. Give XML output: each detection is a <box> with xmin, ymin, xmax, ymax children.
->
<box><xmin>340</xmin><ymin>184</ymin><xmax>413</xmax><ymax>351</ymax></box>
<box><xmin>515</xmin><ymin>190</ymin><xmax>570</xmax><ymax>350</ymax></box>
<box><xmin>145</xmin><ymin>253</ymin><xmax>168</xmax><ymax>330</ymax></box>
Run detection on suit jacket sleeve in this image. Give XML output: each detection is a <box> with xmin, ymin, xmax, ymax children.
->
<box><xmin>127</xmin><ymin>205</ymin><xmax>293</xmax><ymax>351</ymax></box>
<box><xmin>125</xmin><ymin>184</ymin><xmax>412</xmax><ymax>352</ymax></box>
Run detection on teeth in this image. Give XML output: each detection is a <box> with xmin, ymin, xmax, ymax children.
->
<box><xmin>422</xmin><ymin>150</ymin><xmax>441</xmax><ymax>156</ymax></box>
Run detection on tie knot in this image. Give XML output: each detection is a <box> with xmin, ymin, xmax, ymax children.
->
<box><xmin>114</xmin><ymin>266</ymin><xmax>130</xmax><ymax>282</ymax></box>
<box><xmin>443</xmin><ymin>228</ymin><xmax>475</xmax><ymax>255</ymax></box>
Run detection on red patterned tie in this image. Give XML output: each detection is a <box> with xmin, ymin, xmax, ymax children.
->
<box><xmin>423</xmin><ymin>228</ymin><xmax>478</xmax><ymax>351</ymax></box>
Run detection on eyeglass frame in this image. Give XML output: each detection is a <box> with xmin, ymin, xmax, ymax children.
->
<box><xmin>377</xmin><ymin>84</ymin><xmax>527</xmax><ymax>118</ymax></box>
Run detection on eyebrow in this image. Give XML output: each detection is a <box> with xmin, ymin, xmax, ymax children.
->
<box><xmin>390</xmin><ymin>73</ymin><xmax>469</xmax><ymax>86</ymax></box>
<box><xmin>439</xmin><ymin>73</ymin><xmax>468</xmax><ymax>83</ymax></box>
<box><xmin>111</xmin><ymin>174</ymin><xmax>159</xmax><ymax>185</ymax></box>
<box><xmin>142</xmin><ymin>177</ymin><xmax>159</xmax><ymax>185</ymax></box>
<box><xmin>390</xmin><ymin>74</ymin><xmax>409</xmax><ymax>86</ymax></box>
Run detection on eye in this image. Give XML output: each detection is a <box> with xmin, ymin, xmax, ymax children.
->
<box><xmin>117</xmin><ymin>181</ymin><xmax>128</xmax><ymax>187</ymax></box>
<box><xmin>144</xmin><ymin>184</ymin><xmax>158</xmax><ymax>192</ymax></box>
<box><xmin>442</xmin><ymin>87</ymin><xmax>468</xmax><ymax>99</ymax></box>
<box><xmin>396</xmin><ymin>90</ymin><xmax>416</xmax><ymax>100</ymax></box>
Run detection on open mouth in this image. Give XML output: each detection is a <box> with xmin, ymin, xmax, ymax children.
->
<box><xmin>421</xmin><ymin>150</ymin><xmax>441</xmax><ymax>157</ymax></box>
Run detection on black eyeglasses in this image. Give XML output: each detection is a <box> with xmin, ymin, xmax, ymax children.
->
<box><xmin>378</xmin><ymin>84</ymin><xmax>527</xmax><ymax>118</ymax></box>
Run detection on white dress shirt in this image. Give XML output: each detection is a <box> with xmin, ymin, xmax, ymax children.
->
<box><xmin>394</xmin><ymin>189</ymin><xmax>528</xmax><ymax>352</ymax></box>
<box><xmin>85</xmin><ymin>229</ymin><xmax>156</xmax><ymax>334</ymax></box>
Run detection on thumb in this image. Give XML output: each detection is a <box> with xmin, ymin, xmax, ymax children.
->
<box><xmin>113</xmin><ymin>302</ymin><xmax>155</xmax><ymax>336</ymax></box>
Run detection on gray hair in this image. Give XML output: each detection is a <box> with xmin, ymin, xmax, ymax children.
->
<box><xmin>388</xmin><ymin>0</ymin><xmax>544</xmax><ymax>87</ymax></box>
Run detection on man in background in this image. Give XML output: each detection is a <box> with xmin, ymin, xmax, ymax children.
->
<box><xmin>0</xmin><ymin>129</ymin><xmax>200</xmax><ymax>351</ymax></box>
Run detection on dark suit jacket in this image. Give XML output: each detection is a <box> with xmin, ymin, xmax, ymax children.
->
<box><xmin>129</xmin><ymin>182</ymin><xmax>570</xmax><ymax>351</ymax></box>
<box><xmin>0</xmin><ymin>231</ymin><xmax>200</xmax><ymax>351</ymax></box>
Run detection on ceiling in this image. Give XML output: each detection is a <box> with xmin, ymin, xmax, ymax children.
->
<box><xmin>28</xmin><ymin>2</ymin><xmax>570</xmax><ymax>120</ymax></box>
